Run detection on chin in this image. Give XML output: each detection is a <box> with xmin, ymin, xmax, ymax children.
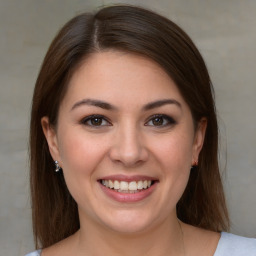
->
<box><xmin>106</xmin><ymin>221</ymin><xmax>152</xmax><ymax>235</ymax></box>
<box><xmin>99</xmin><ymin>210</ymin><xmax>157</xmax><ymax>234</ymax></box>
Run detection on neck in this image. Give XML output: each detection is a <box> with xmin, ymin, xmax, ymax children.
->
<box><xmin>75</xmin><ymin>214</ymin><xmax>185</xmax><ymax>256</ymax></box>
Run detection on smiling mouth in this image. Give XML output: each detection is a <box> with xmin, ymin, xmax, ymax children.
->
<box><xmin>100</xmin><ymin>179</ymin><xmax>156</xmax><ymax>193</ymax></box>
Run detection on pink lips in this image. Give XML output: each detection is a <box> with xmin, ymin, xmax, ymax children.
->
<box><xmin>98</xmin><ymin>175</ymin><xmax>158</xmax><ymax>203</ymax></box>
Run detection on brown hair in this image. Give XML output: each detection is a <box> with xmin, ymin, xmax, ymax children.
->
<box><xmin>30</xmin><ymin>5</ymin><xmax>229</xmax><ymax>249</ymax></box>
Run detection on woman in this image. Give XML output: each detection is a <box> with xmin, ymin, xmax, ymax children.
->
<box><xmin>26</xmin><ymin>5</ymin><xmax>256</xmax><ymax>256</ymax></box>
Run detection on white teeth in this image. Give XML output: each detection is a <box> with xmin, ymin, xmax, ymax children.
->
<box><xmin>137</xmin><ymin>181</ymin><xmax>143</xmax><ymax>189</ymax></box>
<box><xmin>114</xmin><ymin>180</ymin><xmax>120</xmax><ymax>189</ymax></box>
<box><xmin>109</xmin><ymin>180</ymin><xmax>114</xmax><ymax>189</ymax></box>
<box><xmin>120</xmin><ymin>181</ymin><xmax>129</xmax><ymax>190</ymax></box>
<box><xmin>129</xmin><ymin>181</ymin><xmax>137</xmax><ymax>191</ymax></box>
<box><xmin>101</xmin><ymin>179</ymin><xmax>154</xmax><ymax>192</ymax></box>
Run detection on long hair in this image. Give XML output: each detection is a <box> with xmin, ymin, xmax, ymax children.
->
<box><xmin>30</xmin><ymin>5</ymin><xmax>229</xmax><ymax>249</ymax></box>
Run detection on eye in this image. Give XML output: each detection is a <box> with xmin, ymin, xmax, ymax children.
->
<box><xmin>81</xmin><ymin>115</ymin><xmax>111</xmax><ymax>127</ymax></box>
<box><xmin>145</xmin><ymin>114</ymin><xmax>176</xmax><ymax>127</ymax></box>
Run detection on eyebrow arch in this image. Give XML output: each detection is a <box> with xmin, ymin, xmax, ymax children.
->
<box><xmin>71</xmin><ymin>98</ymin><xmax>181</xmax><ymax>111</ymax></box>
<box><xmin>142</xmin><ymin>99</ymin><xmax>182</xmax><ymax>111</ymax></box>
<box><xmin>71</xmin><ymin>99</ymin><xmax>117</xmax><ymax>111</ymax></box>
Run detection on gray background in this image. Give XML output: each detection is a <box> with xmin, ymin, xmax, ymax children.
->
<box><xmin>0</xmin><ymin>0</ymin><xmax>255</xmax><ymax>255</ymax></box>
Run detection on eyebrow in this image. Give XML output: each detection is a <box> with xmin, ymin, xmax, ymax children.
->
<box><xmin>71</xmin><ymin>99</ymin><xmax>117</xmax><ymax>111</ymax></box>
<box><xmin>71</xmin><ymin>98</ymin><xmax>181</xmax><ymax>111</ymax></box>
<box><xmin>142</xmin><ymin>99</ymin><xmax>181</xmax><ymax>111</ymax></box>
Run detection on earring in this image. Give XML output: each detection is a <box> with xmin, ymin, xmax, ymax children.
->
<box><xmin>191</xmin><ymin>160</ymin><xmax>198</xmax><ymax>169</ymax></box>
<box><xmin>54</xmin><ymin>160</ymin><xmax>61</xmax><ymax>172</ymax></box>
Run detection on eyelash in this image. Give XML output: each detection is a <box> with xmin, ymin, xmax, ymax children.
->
<box><xmin>145</xmin><ymin>114</ymin><xmax>176</xmax><ymax>127</ymax></box>
<box><xmin>80</xmin><ymin>114</ymin><xmax>176</xmax><ymax>128</ymax></box>
<box><xmin>80</xmin><ymin>115</ymin><xmax>111</xmax><ymax>127</ymax></box>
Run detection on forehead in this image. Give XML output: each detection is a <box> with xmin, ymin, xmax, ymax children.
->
<box><xmin>61</xmin><ymin>51</ymin><xmax>187</xmax><ymax>109</ymax></box>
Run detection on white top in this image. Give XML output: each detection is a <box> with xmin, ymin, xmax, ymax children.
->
<box><xmin>214</xmin><ymin>232</ymin><xmax>256</xmax><ymax>255</ymax></box>
<box><xmin>25</xmin><ymin>249</ymin><xmax>41</xmax><ymax>256</ymax></box>
<box><xmin>25</xmin><ymin>232</ymin><xmax>256</xmax><ymax>256</ymax></box>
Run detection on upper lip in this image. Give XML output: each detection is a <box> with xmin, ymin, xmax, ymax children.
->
<box><xmin>98</xmin><ymin>174</ymin><xmax>158</xmax><ymax>182</ymax></box>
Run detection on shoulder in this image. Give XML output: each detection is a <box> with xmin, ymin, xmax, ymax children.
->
<box><xmin>25</xmin><ymin>249</ymin><xmax>42</xmax><ymax>256</ymax></box>
<box><xmin>31</xmin><ymin>232</ymin><xmax>78</xmax><ymax>256</ymax></box>
<box><xmin>214</xmin><ymin>232</ymin><xmax>256</xmax><ymax>256</ymax></box>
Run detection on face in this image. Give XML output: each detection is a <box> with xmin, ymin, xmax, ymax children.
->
<box><xmin>42</xmin><ymin>51</ymin><xmax>206</xmax><ymax>234</ymax></box>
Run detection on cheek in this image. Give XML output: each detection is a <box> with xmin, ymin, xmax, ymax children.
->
<box><xmin>153</xmin><ymin>131</ymin><xmax>194</xmax><ymax>171</ymax></box>
<box><xmin>56</xmin><ymin>131</ymin><xmax>108</xmax><ymax>207</ymax></box>
<box><xmin>57</xmin><ymin>130</ymin><xmax>107</xmax><ymax>180</ymax></box>
<box><xmin>152</xmin><ymin>131</ymin><xmax>193</xmax><ymax>201</ymax></box>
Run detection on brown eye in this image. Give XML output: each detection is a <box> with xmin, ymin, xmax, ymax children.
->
<box><xmin>145</xmin><ymin>114</ymin><xmax>176</xmax><ymax>127</ymax></box>
<box><xmin>152</xmin><ymin>117</ymin><xmax>164</xmax><ymax>126</ymax></box>
<box><xmin>81</xmin><ymin>115</ymin><xmax>111</xmax><ymax>127</ymax></box>
<box><xmin>91</xmin><ymin>117</ymin><xmax>103</xmax><ymax>126</ymax></box>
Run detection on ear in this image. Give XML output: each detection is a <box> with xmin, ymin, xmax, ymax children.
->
<box><xmin>192</xmin><ymin>118</ymin><xmax>207</xmax><ymax>164</ymax></box>
<box><xmin>41</xmin><ymin>116</ymin><xmax>61</xmax><ymax>163</ymax></box>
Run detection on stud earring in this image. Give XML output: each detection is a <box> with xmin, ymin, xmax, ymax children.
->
<box><xmin>193</xmin><ymin>160</ymin><xmax>198</xmax><ymax>166</ymax></box>
<box><xmin>54</xmin><ymin>160</ymin><xmax>61</xmax><ymax>172</ymax></box>
<box><xmin>191</xmin><ymin>160</ymin><xmax>198</xmax><ymax>169</ymax></box>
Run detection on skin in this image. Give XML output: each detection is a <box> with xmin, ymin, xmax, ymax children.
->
<box><xmin>42</xmin><ymin>51</ymin><xmax>220</xmax><ymax>256</ymax></box>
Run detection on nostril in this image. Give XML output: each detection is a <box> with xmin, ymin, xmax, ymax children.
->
<box><xmin>108</xmin><ymin>134</ymin><xmax>149</xmax><ymax>166</ymax></box>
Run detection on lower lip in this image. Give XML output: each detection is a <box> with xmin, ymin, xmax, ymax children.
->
<box><xmin>99</xmin><ymin>182</ymin><xmax>157</xmax><ymax>203</ymax></box>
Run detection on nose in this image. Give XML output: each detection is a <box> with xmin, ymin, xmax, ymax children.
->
<box><xmin>109</xmin><ymin>123</ymin><xmax>149</xmax><ymax>167</ymax></box>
